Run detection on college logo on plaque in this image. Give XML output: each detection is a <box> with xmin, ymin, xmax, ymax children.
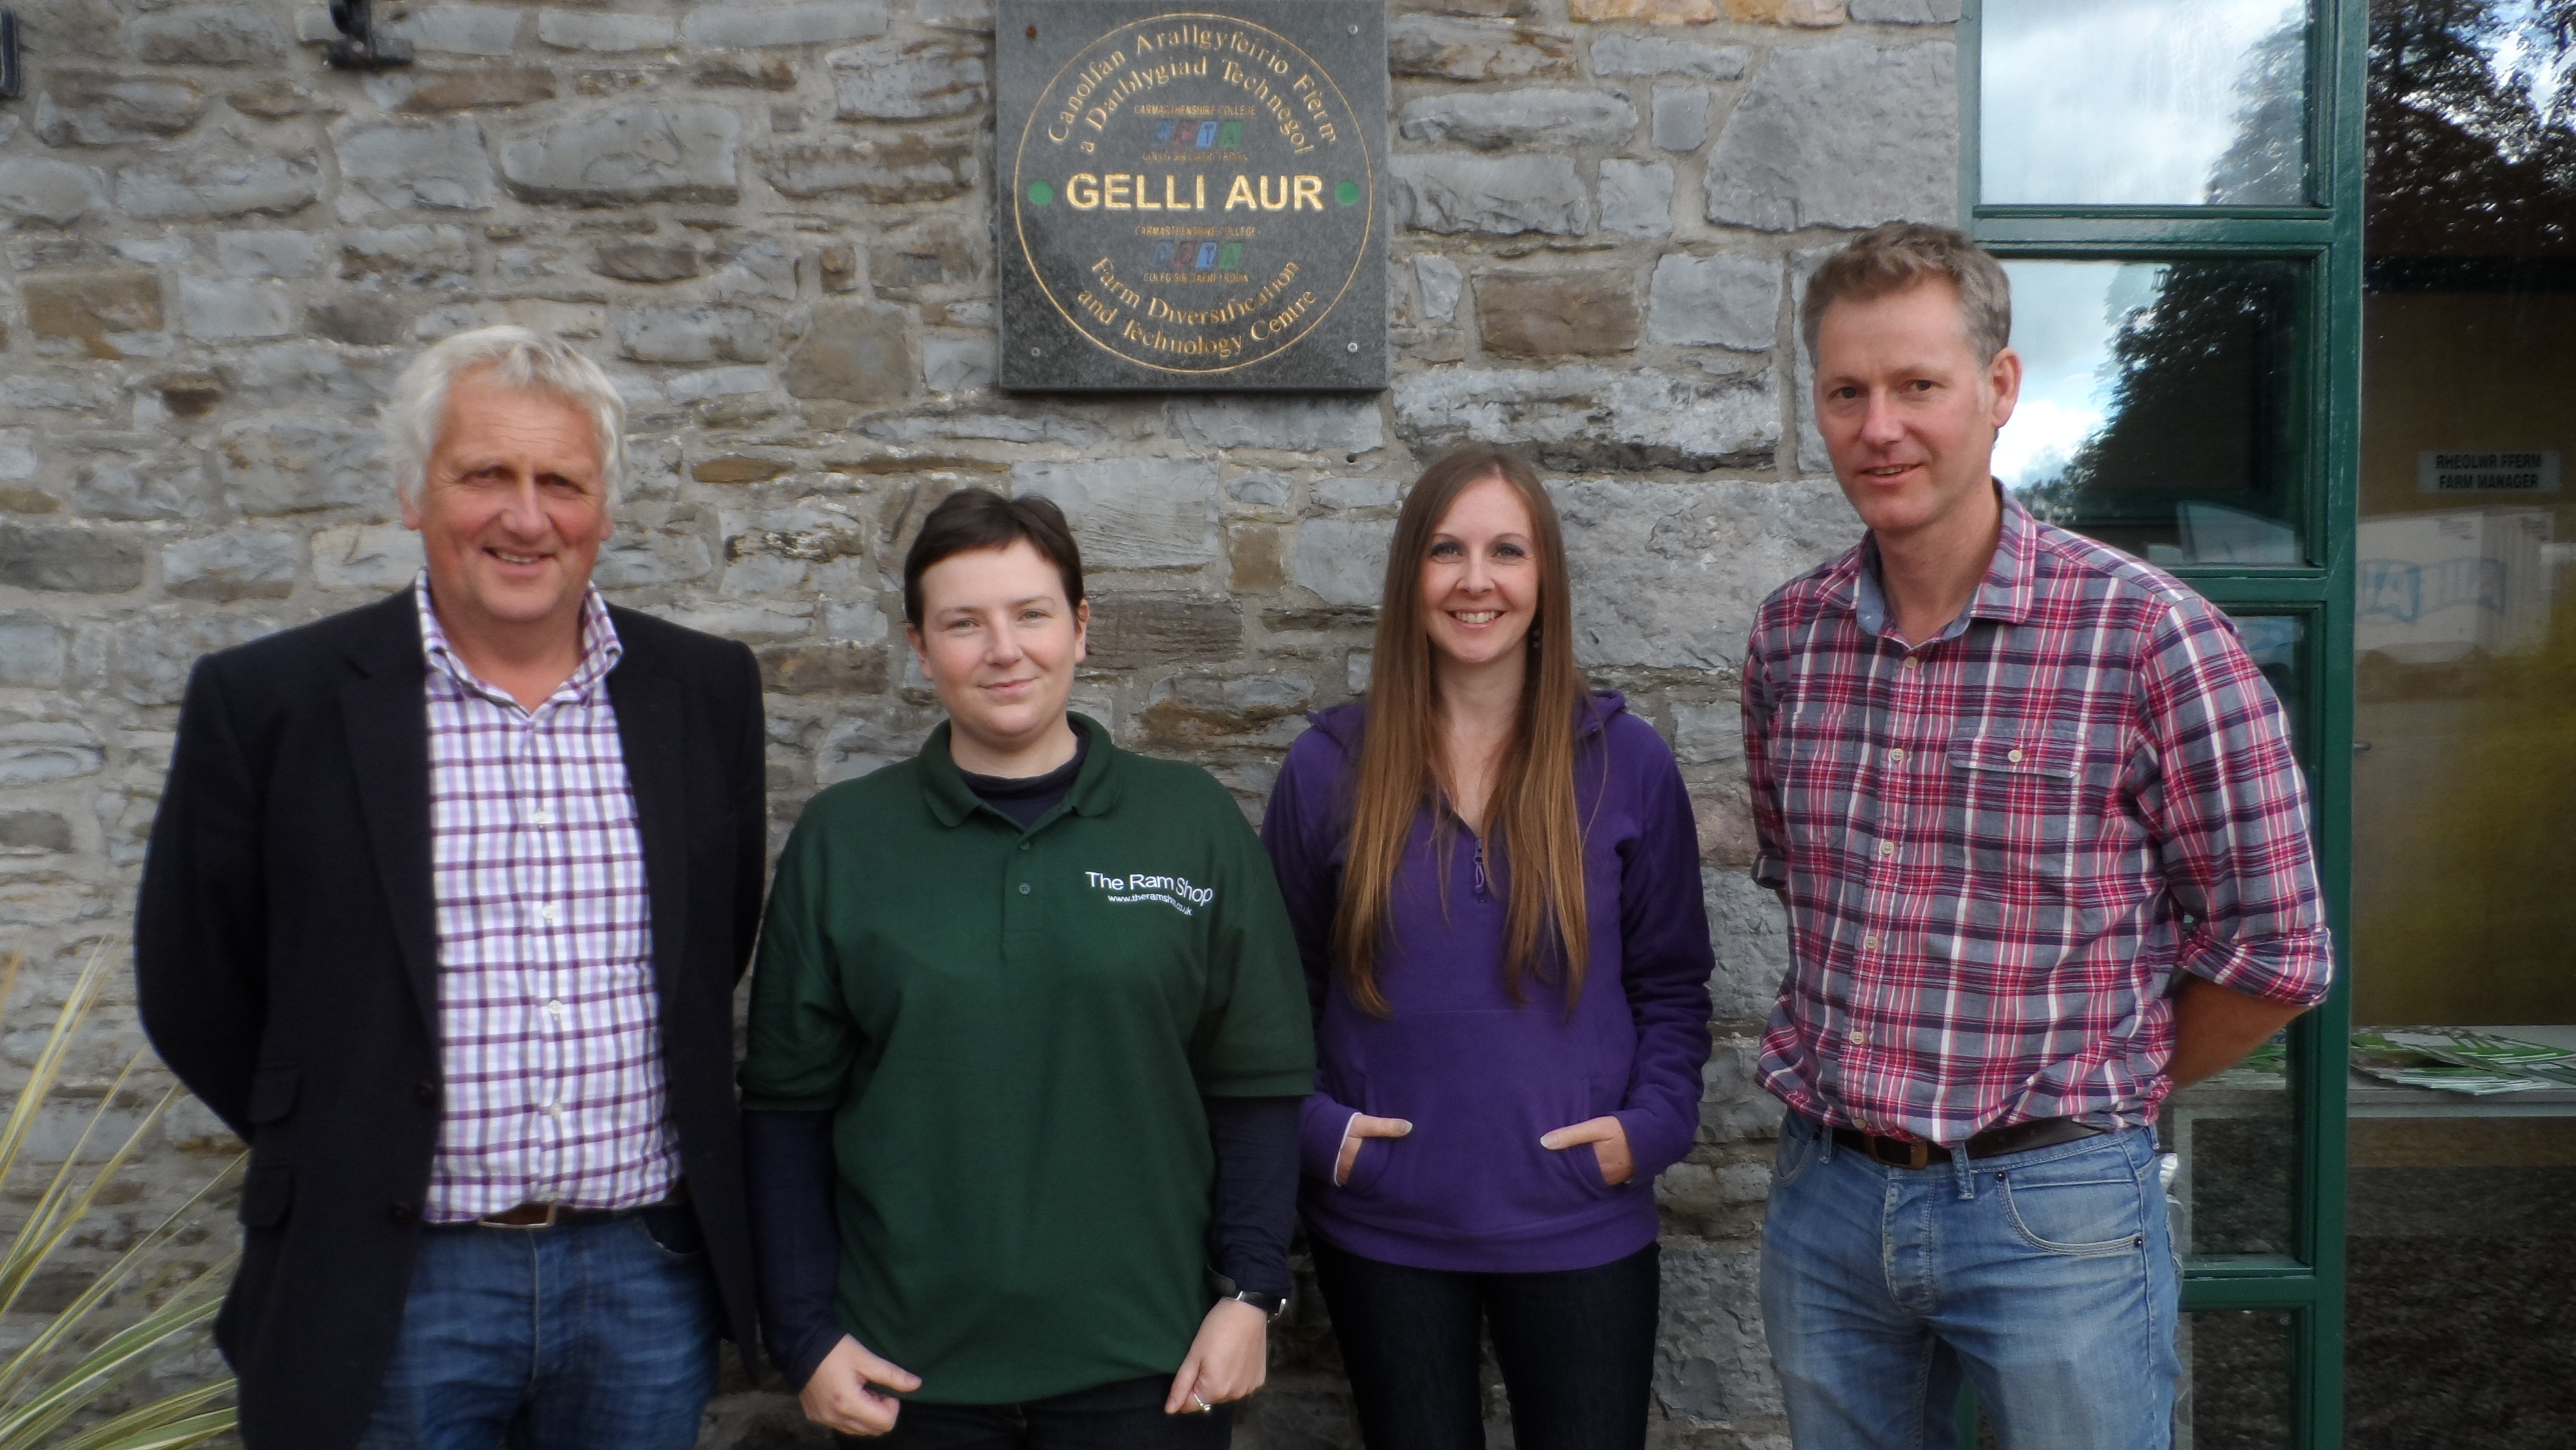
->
<box><xmin>997</xmin><ymin>0</ymin><xmax>1387</xmax><ymax>392</ymax></box>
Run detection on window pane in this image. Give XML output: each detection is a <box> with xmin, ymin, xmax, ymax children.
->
<box><xmin>1999</xmin><ymin>259</ymin><xmax>2305</xmax><ymax>563</ymax></box>
<box><xmin>1980</xmin><ymin>0</ymin><xmax>2311</xmax><ymax>207</ymax></box>
<box><xmin>2179</xmin><ymin>1310</ymin><xmax>2295</xmax><ymax>1449</ymax></box>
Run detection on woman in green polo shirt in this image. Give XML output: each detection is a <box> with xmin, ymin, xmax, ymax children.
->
<box><xmin>741</xmin><ymin>488</ymin><xmax>1315</xmax><ymax>1446</ymax></box>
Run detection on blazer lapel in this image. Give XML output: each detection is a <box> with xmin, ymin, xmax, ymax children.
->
<box><xmin>608</xmin><ymin>645</ymin><xmax>690</xmax><ymax>1003</ymax></box>
<box><xmin>340</xmin><ymin>596</ymin><xmax>440</xmax><ymax>1037</ymax></box>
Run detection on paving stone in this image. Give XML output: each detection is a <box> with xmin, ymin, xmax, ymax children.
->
<box><xmin>332</xmin><ymin>118</ymin><xmax>497</xmax><ymax>218</ymax></box>
<box><xmin>1725</xmin><ymin>0</ymin><xmax>1846</xmax><ymax>23</ymax></box>
<box><xmin>501</xmin><ymin>103</ymin><xmax>743</xmax><ymax>205</ymax></box>
<box><xmin>163</xmin><ymin>531</ymin><xmax>300</xmax><ymax>601</ymax></box>
<box><xmin>1648</xmin><ymin>253</ymin><xmax>1781</xmax><ymax>351</ymax></box>
<box><xmin>309</xmin><ymin>522</ymin><xmax>424</xmax><ymax>591</ymax></box>
<box><xmin>1165</xmin><ymin>397</ymin><xmax>1385</xmax><ymax>456</ymax></box>
<box><xmin>1412</xmin><ymin>255</ymin><xmax>1466</xmax><ymax>323</ymax></box>
<box><xmin>760</xmin><ymin>131</ymin><xmax>973</xmax><ymax>202</ymax></box>
<box><xmin>829</xmin><ymin>36</ymin><xmax>986</xmax><ymax>120</ymax></box>
<box><xmin>1292</xmin><ymin>516</ymin><xmax>1392</xmax><ymax>606</ymax></box>
<box><xmin>1398</xmin><ymin>90</ymin><xmax>1634</xmax><ymax>151</ymax></box>
<box><xmin>176</xmin><ymin>277</ymin><xmax>295</xmax><ymax>340</ymax></box>
<box><xmin>22</xmin><ymin>272</ymin><xmax>163</xmax><ymax>359</ymax></box>
<box><xmin>390</xmin><ymin>5</ymin><xmax>525</xmax><ymax>57</ymax></box>
<box><xmin>391</xmin><ymin>68</ymin><xmax>558</xmax><ymax>113</ymax></box>
<box><xmin>1551</xmin><ymin>479</ymin><xmax>1853</xmax><ymax>668</ymax></box>
<box><xmin>1388</xmin><ymin>154</ymin><xmax>1590</xmax><ymax>236</ymax></box>
<box><xmin>1599</xmin><ymin>159</ymin><xmax>1674</xmax><ymax>237</ymax></box>
<box><xmin>1654</xmin><ymin>85</ymin><xmax>1710</xmax><ymax>151</ymax></box>
<box><xmin>0</xmin><ymin>523</ymin><xmax>146</xmax><ymax>593</ymax></box>
<box><xmin>1566</xmin><ymin>0</ymin><xmax>1719</xmax><ymax>23</ymax></box>
<box><xmin>1590</xmin><ymin>33</ymin><xmax>1750</xmax><ymax>78</ymax></box>
<box><xmin>217</xmin><ymin>418</ymin><xmax>387</xmax><ymax>516</ymax></box>
<box><xmin>1705</xmin><ymin>41</ymin><xmax>1956</xmax><ymax>231</ymax></box>
<box><xmin>1475</xmin><ymin>270</ymin><xmax>1641</xmax><ymax>357</ymax></box>
<box><xmin>682</xmin><ymin>2</ymin><xmax>888</xmax><ymax>48</ymax></box>
<box><xmin>340</xmin><ymin>225</ymin><xmax>476</xmax><ymax>284</ymax></box>
<box><xmin>35</xmin><ymin>73</ymin><xmax>206</xmax><ymax>145</ymax></box>
<box><xmin>1084</xmin><ymin>593</ymin><xmax>1243</xmax><ymax>670</ymax></box>
<box><xmin>1394</xmin><ymin>364</ymin><xmax>1778</xmax><ymax>472</ymax></box>
<box><xmin>1011</xmin><ymin>460</ymin><xmax>1218</xmax><ymax>571</ymax></box>
<box><xmin>535</xmin><ymin>10</ymin><xmax>676</xmax><ymax>51</ymax></box>
<box><xmin>1850</xmin><ymin>0</ymin><xmax>1959</xmax><ymax>18</ymax></box>
<box><xmin>0</xmin><ymin>159</ymin><xmax>108</xmax><ymax>226</ymax></box>
<box><xmin>215</xmin><ymin>230</ymin><xmax>322</xmax><ymax>279</ymax></box>
<box><xmin>1386</xmin><ymin>16</ymin><xmax>1576</xmax><ymax>82</ymax></box>
<box><xmin>781</xmin><ymin>300</ymin><xmax>915</xmax><ymax>404</ymax></box>
<box><xmin>131</xmin><ymin>5</ymin><xmax>290</xmax><ymax>64</ymax></box>
<box><xmin>118</xmin><ymin>153</ymin><xmax>321</xmax><ymax>221</ymax></box>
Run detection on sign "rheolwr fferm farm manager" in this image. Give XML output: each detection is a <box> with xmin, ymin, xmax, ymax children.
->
<box><xmin>997</xmin><ymin>0</ymin><xmax>1387</xmax><ymax>391</ymax></box>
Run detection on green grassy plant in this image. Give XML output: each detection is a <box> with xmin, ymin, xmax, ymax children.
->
<box><xmin>0</xmin><ymin>942</ymin><xmax>240</xmax><ymax>1450</ymax></box>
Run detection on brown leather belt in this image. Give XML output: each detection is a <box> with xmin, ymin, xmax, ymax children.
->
<box><xmin>1831</xmin><ymin>1116</ymin><xmax>2103</xmax><ymax>1170</ymax></box>
<box><xmin>467</xmin><ymin>1203</ymin><xmax>633</xmax><ymax>1229</ymax></box>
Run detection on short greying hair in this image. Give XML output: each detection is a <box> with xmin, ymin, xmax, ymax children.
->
<box><xmin>1800</xmin><ymin>222</ymin><xmax>2012</xmax><ymax>364</ymax></box>
<box><xmin>382</xmin><ymin>326</ymin><xmax>627</xmax><ymax>506</ymax></box>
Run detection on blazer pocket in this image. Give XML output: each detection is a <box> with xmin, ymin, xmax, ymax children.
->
<box><xmin>238</xmin><ymin>1163</ymin><xmax>293</xmax><ymax>1229</ymax></box>
<box><xmin>247</xmin><ymin>1066</ymin><xmax>298</xmax><ymax>1126</ymax></box>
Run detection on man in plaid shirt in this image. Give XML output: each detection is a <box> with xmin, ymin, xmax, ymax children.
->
<box><xmin>1744</xmin><ymin>225</ymin><xmax>2332</xmax><ymax>1448</ymax></box>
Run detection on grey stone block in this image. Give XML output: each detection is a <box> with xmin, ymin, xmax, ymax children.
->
<box><xmin>1397</xmin><ymin>90</ymin><xmax>1634</xmax><ymax>151</ymax></box>
<box><xmin>309</xmin><ymin>523</ymin><xmax>424</xmax><ymax>591</ymax></box>
<box><xmin>71</xmin><ymin>444</ymin><xmax>208</xmax><ymax>522</ymax></box>
<box><xmin>1705</xmin><ymin>868</ymin><xmax>1791</xmax><ymax>1020</ymax></box>
<box><xmin>1653</xmin><ymin>85</ymin><xmax>1710</xmax><ymax>153</ymax></box>
<box><xmin>35</xmin><ymin>73</ymin><xmax>205</xmax><ymax>145</ymax></box>
<box><xmin>0</xmin><ymin>523</ymin><xmax>146</xmax><ymax>593</ymax></box>
<box><xmin>163</xmin><ymin>531</ymin><xmax>301</xmax><ymax>601</ymax></box>
<box><xmin>216</xmin><ymin>230</ymin><xmax>323</xmax><ymax>280</ymax></box>
<box><xmin>708</xmin><ymin>239</ymin><xmax>801</xmax><ymax>303</ymax></box>
<box><xmin>1550</xmin><ymin>479</ymin><xmax>1854</xmax><ymax>669</ymax></box>
<box><xmin>1850</xmin><ymin>0</ymin><xmax>1959</xmax><ymax>19</ymax></box>
<box><xmin>341</xmin><ymin>224</ymin><xmax>476</xmax><ymax>284</ymax></box>
<box><xmin>1292</xmin><ymin>516</ymin><xmax>1392</xmax><ymax>606</ymax></box>
<box><xmin>501</xmin><ymin>104</ymin><xmax>743</xmax><ymax>206</ymax></box>
<box><xmin>1599</xmin><ymin>159</ymin><xmax>1673</xmax><ymax>237</ymax></box>
<box><xmin>1165</xmin><ymin>397</ymin><xmax>1385</xmax><ymax>456</ymax></box>
<box><xmin>1413</xmin><ymin>255</ymin><xmax>1465</xmax><ymax>323</ymax></box>
<box><xmin>1313</xmin><ymin>478</ymin><xmax>1402</xmax><ymax>510</ymax></box>
<box><xmin>0</xmin><ymin>616</ymin><xmax>67</xmax><ymax>687</ymax></box>
<box><xmin>114</xmin><ymin>612</ymin><xmax>279</xmax><ymax>705</ymax></box>
<box><xmin>1590</xmin><ymin>33</ymin><xmax>1750</xmax><ymax>79</ymax></box>
<box><xmin>0</xmin><ymin>811</ymin><xmax>73</xmax><ymax>852</ymax></box>
<box><xmin>1656</xmin><ymin>1237</ymin><xmax>1783</xmax><ymax>1424</ymax></box>
<box><xmin>595</xmin><ymin>241</ymin><xmax>701</xmax><ymax>284</ymax></box>
<box><xmin>667</xmin><ymin>365</ymin><xmax>778</xmax><ymax>403</ymax></box>
<box><xmin>1789</xmin><ymin>244</ymin><xmax>1836</xmax><ymax>475</ymax></box>
<box><xmin>1706</xmin><ymin>42</ymin><xmax>1957</xmax><ymax>231</ymax></box>
<box><xmin>781</xmin><ymin>300</ymin><xmax>914</xmax><ymax>404</ymax></box>
<box><xmin>332</xmin><ymin>118</ymin><xmax>497</xmax><ymax>218</ymax></box>
<box><xmin>177</xmin><ymin>277</ymin><xmax>295</xmax><ymax>340</ymax></box>
<box><xmin>1011</xmin><ymin>460</ymin><xmax>1218</xmax><ymax>572</ymax></box>
<box><xmin>760</xmin><ymin>132</ymin><xmax>974</xmax><ymax>202</ymax></box>
<box><xmin>0</xmin><ymin>741</ymin><xmax>103</xmax><ymax>786</ymax></box>
<box><xmin>0</xmin><ymin>159</ymin><xmax>107</xmax><ymax>226</ymax></box>
<box><xmin>131</xmin><ymin>5</ymin><xmax>290</xmax><ymax>65</ymax></box>
<box><xmin>390</xmin><ymin>5</ymin><xmax>524</xmax><ymax>57</ymax></box>
<box><xmin>593</xmin><ymin>531</ymin><xmax>715</xmax><ymax>589</ymax></box>
<box><xmin>1648</xmin><ymin>253</ymin><xmax>1781</xmax><ymax>351</ymax></box>
<box><xmin>1085</xmin><ymin>593</ymin><xmax>1244</xmax><ymax>670</ymax></box>
<box><xmin>614</xmin><ymin>306</ymin><xmax>777</xmax><ymax>364</ymax></box>
<box><xmin>1394</xmin><ymin>365</ymin><xmax>1778</xmax><ymax>473</ymax></box>
<box><xmin>534</xmin><ymin>9</ymin><xmax>675</xmax><ymax>50</ymax></box>
<box><xmin>1387</xmin><ymin>16</ymin><xmax>1575</xmax><ymax>82</ymax></box>
<box><xmin>682</xmin><ymin>2</ymin><xmax>888</xmax><ymax>48</ymax></box>
<box><xmin>119</xmin><ymin>154</ymin><xmax>321</xmax><ymax>221</ymax></box>
<box><xmin>829</xmin><ymin>36</ymin><xmax>986</xmax><ymax>120</ymax></box>
<box><xmin>217</xmin><ymin>419</ymin><xmax>387</xmax><ymax>516</ymax></box>
<box><xmin>921</xmin><ymin>334</ymin><xmax>995</xmax><ymax>394</ymax></box>
<box><xmin>1388</xmin><ymin>154</ymin><xmax>1589</xmax><ymax>236</ymax></box>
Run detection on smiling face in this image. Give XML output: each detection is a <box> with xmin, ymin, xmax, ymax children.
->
<box><xmin>907</xmin><ymin>540</ymin><xmax>1089</xmax><ymax>766</ymax></box>
<box><xmin>1419</xmin><ymin>474</ymin><xmax>1540</xmax><ymax>677</ymax></box>
<box><xmin>402</xmin><ymin>368</ymin><xmax>614</xmax><ymax>656</ymax></box>
<box><xmin>1813</xmin><ymin>277</ymin><xmax>2023</xmax><ymax>551</ymax></box>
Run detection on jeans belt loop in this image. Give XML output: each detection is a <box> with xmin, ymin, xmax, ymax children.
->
<box><xmin>1948</xmin><ymin>1142</ymin><xmax>1977</xmax><ymax>1201</ymax></box>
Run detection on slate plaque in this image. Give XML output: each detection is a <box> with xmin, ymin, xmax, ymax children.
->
<box><xmin>997</xmin><ymin>0</ymin><xmax>1387</xmax><ymax>392</ymax></box>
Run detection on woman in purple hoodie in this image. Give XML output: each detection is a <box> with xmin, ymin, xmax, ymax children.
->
<box><xmin>1261</xmin><ymin>447</ymin><xmax>1714</xmax><ymax>1449</ymax></box>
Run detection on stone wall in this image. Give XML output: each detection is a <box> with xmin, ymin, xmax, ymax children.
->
<box><xmin>0</xmin><ymin>0</ymin><xmax>1958</xmax><ymax>1442</ymax></box>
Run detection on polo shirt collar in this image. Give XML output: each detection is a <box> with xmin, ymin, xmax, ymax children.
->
<box><xmin>1844</xmin><ymin>484</ymin><xmax>2040</xmax><ymax>645</ymax></box>
<box><xmin>919</xmin><ymin>711</ymin><xmax>1121</xmax><ymax>829</ymax></box>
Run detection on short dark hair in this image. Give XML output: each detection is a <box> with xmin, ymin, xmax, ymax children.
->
<box><xmin>902</xmin><ymin>488</ymin><xmax>1086</xmax><ymax>626</ymax></box>
<box><xmin>1801</xmin><ymin>222</ymin><xmax>2012</xmax><ymax>363</ymax></box>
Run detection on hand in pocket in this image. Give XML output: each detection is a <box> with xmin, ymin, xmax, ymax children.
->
<box><xmin>1335</xmin><ymin>1113</ymin><xmax>1413</xmax><ymax>1186</ymax></box>
<box><xmin>1541</xmin><ymin>1116</ymin><xmax>1633</xmax><ymax>1185</ymax></box>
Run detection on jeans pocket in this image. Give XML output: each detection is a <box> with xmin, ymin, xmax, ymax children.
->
<box><xmin>1996</xmin><ymin>1167</ymin><xmax>2146</xmax><ymax>1257</ymax></box>
<box><xmin>1772</xmin><ymin>1117</ymin><xmax>1818</xmax><ymax>1188</ymax></box>
<box><xmin>637</xmin><ymin>1203</ymin><xmax>705</xmax><ymax>1260</ymax></box>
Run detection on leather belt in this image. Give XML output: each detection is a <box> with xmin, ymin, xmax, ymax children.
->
<box><xmin>468</xmin><ymin>1203</ymin><xmax>633</xmax><ymax>1229</ymax></box>
<box><xmin>1830</xmin><ymin>1116</ymin><xmax>2103</xmax><ymax>1170</ymax></box>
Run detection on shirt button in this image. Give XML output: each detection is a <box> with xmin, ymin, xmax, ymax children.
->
<box><xmin>1888</xmin><ymin>748</ymin><xmax>1906</xmax><ymax>764</ymax></box>
<box><xmin>1019</xmin><ymin>842</ymin><xmax>1031</xmax><ymax>852</ymax></box>
<box><xmin>529</xmin><ymin>807</ymin><xmax>553</xmax><ymax>827</ymax></box>
<box><xmin>546</xmin><ymin>999</ymin><xmax>565</xmax><ymax>1020</ymax></box>
<box><xmin>542</xmin><ymin>1102</ymin><xmax>564</xmax><ymax>1119</ymax></box>
<box><xmin>1850</xmin><ymin>1031</ymin><xmax>1868</xmax><ymax>1046</ymax></box>
<box><xmin>1878</xmin><ymin>841</ymin><xmax>1897</xmax><ymax>857</ymax></box>
<box><xmin>538</xmin><ymin>905</ymin><xmax>559</xmax><ymax>925</ymax></box>
<box><xmin>1902</xmin><ymin>656</ymin><xmax>1919</xmax><ymax>671</ymax></box>
<box><xmin>1018</xmin><ymin>882</ymin><xmax>1032</xmax><ymax>896</ymax></box>
<box><xmin>1863</xmin><ymin>935</ymin><xmax>1882</xmax><ymax>951</ymax></box>
<box><xmin>2008</xmin><ymin>747</ymin><xmax>2025</xmax><ymax>763</ymax></box>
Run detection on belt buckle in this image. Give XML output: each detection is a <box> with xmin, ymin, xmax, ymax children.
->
<box><xmin>1870</xmin><ymin>1135</ymin><xmax>1931</xmax><ymax>1170</ymax></box>
<box><xmin>479</xmin><ymin>1203</ymin><xmax>560</xmax><ymax>1229</ymax></box>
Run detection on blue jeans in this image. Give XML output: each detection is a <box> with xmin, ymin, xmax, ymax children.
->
<box><xmin>355</xmin><ymin>1209</ymin><xmax>720</xmax><ymax>1450</ymax></box>
<box><xmin>1760</xmin><ymin>1113</ymin><xmax>2180</xmax><ymax>1450</ymax></box>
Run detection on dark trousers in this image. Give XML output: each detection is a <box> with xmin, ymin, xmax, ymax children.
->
<box><xmin>1311</xmin><ymin>1237</ymin><xmax>1660</xmax><ymax>1450</ymax></box>
<box><xmin>839</xmin><ymin>1374</ymin><xmax>1233</xmax><ymax>1450</ymax></box>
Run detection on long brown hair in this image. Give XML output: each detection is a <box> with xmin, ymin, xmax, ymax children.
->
<box><xmin>1332</xmin><ymin>446</ymin><xmax>1596</xmax><ymax>1015</ymax></box>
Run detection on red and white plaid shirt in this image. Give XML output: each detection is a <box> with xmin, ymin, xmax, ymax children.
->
<box><xmin>1743</xmin><ymin>494</ymin><xmax>2332</xmax><ymax>1144</ymax></box>
<box><xmin>417</xmin><ymin>576</ymin><xmax>677</xmax><ymax>1222</ymax></box>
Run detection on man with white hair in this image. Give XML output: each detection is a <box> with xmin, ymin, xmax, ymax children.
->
<box><xmin>137</xmin><ymin>327</ymin><xmax>767</xmax><ymax>1450</ymax></box>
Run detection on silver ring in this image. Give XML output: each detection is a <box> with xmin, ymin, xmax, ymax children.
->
<box><xmin>1191</xmin><ymin>1393</ymin><xmax>1212</xmax><ymax>1413</ymax></box>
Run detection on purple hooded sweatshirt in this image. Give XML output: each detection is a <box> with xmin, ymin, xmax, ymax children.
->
<box><xmin>1260</xmin><ymin>692</ymin><xmax>1714</xmax><ymax>1274</ymax></box>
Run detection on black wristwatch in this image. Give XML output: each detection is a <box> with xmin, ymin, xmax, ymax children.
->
<box><xmin>1209</xmin><ymin>1272</ymin><xmax>1289</xmax><ymax>1321</ymax></box>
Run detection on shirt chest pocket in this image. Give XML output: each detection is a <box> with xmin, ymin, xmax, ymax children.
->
<box><xmin>1943</xmin><ymin>724</ymin><xmax>2086</xmax><ymax>882</ymax></box>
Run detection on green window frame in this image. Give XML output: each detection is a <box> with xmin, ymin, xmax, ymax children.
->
<box><xmin>1957</xmin><ymin>2</ymin><xmax>2366</xmax><ymax>1444</ymax></box>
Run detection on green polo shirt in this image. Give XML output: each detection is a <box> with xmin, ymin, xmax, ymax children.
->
<box><xmin>741</xmin><ymin>714</ymin><xmax>1315</xmax><ymax>1404</ymax></box>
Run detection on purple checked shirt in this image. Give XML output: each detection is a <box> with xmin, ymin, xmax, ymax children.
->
<box><xmin>416</xmin><ymin>576</ymin><xmax>677</xmax><ymax>1223</ymax></box>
